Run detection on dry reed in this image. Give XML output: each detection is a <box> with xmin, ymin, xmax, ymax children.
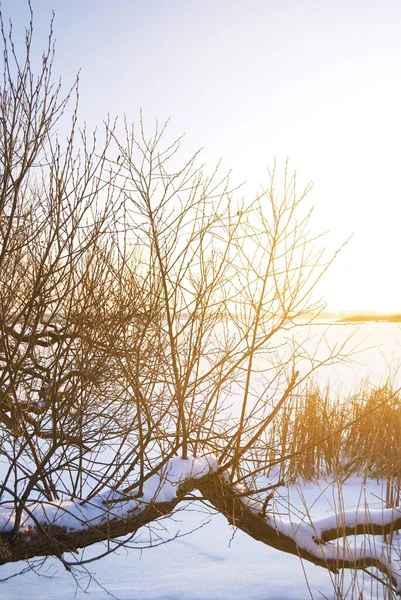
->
<box><xmin>264</xmin><ymin>382</ymin><xmax>401</xmax><ymax>487</ymax></box>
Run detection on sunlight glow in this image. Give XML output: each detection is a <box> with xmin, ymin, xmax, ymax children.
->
<box><xmin>4</xmin><ymin>0</ymin><xmax>401</xmax><ymax>313</ymax></box>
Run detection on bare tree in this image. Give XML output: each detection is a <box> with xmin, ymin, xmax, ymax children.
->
<box><xmin>0</xmin><ymin>7</ymin><xmax>401</xmax><ymax>597</ymax></box>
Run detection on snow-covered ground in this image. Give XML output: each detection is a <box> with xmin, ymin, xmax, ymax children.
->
<box><xmin>1</xmin><ymin>322</ymin><xmax>400</xmax><ymax>599</ymax></box>
<box><xmin>0</xmin><ymin>476</ymin><xmax>393</xmax><ymax>600</ymax></box>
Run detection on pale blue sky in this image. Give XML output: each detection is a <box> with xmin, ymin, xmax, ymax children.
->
<box><xmin>3</xmin><ymin>0</ymin><xmax>401</xmax><ymax>311</ymax></box>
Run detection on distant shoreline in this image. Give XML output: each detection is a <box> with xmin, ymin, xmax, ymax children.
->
<box><xmin>336</xmin><ymin>314</ymin><xmax>401</xmax><ymax>323</ymax></box>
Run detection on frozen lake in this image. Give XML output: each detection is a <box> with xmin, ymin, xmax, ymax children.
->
<box><xmin>277</xmin><ymin>319</ymin><xmax>401</xmax><ymax>391</ymax></box>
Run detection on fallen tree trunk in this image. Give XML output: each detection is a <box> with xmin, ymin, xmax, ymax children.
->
<box><xmin>0</xmin><ymin>494</ymin><xmax>184</xmax><ymax>565</ymax></box>
<box><xmin>0</xmin><ymin>468</ymin><xmax>400</xmax><ymax>592</ymax></box>
<box><xmin>198</xmin><ymin>474</ymin><xmax>400</xmax><ymax>588</ymax></box>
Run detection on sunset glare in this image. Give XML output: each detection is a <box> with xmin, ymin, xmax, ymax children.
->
<box><xmin>3</xmin><ymin>0</ymin><xmax>401</xmax><ymax>313</ymax></box>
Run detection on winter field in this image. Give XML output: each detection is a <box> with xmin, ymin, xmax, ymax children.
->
<box><xmin>1</xmin><ymin>321</ymin><xmax>401</xmax><ymax>600</ymax></box>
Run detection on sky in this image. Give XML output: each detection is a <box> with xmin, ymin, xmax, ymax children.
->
<box><xmin>2</xmin><ymin>0</ymin><xmax>401</xmax><ymax>313</ymax></box>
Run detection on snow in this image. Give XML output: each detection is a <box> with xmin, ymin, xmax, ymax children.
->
<box><xmin>0</xmin><ymin>517</ymin><xmax>334</xmax><ymax>600</ymax></box>
<box><xmin>0</xmin><ymin>473</ymin><xmax>399</xmax><ymax>599</ymax></box>
<box><xmin>313</xmin><ymin>505</ymin><xmax>401</xmax><ymax>533</ymax></box>
<box><xmin>0</xmin><ymin>322</ymin><xmax>401</xmax><ymax>599</ymax></box>
<box><xmin>139</xmin><ymin>454</ymin><xmax>219</xmax><ymax>504</ymax></box>
<box><xmin>0</xmin><ymin>455</ymin><xmax>218</xmax><ymax>534</ymax></box>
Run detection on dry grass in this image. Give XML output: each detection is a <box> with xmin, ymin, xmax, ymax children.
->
<box><xmin>264</xmin><ymin>383</ymin><xmax>401</xmax><ymax>488</ymax></box>
<box><xmin>264</xmin><ymin>386</ymin><xmax>401</xmax><ymax>599</ymax></box>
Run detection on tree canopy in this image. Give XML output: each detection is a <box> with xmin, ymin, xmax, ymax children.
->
<box><xmin>0</xmin><ymin>7</ymin><xmax>400</xmax><ymax>597</ymax></box>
